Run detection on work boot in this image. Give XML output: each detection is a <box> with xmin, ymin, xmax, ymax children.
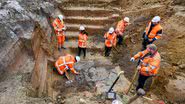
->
<box><xmin>61</xmin><ymin>46</ymin><xmax>66</xmax><ymax>49</ymax></box>
<box><xmin>58</xmin><ymin>47</ymin><xmax>62</xmax><ymax>52</ymax></box>
<box><xmin>137</xmin><ymin>88</ymin><xmax>146</xmax><ymax>96</ymax></box>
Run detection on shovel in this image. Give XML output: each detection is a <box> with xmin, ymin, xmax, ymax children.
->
<box><xmin>64</xmin><ymin>70</ymin><xmax>75</xmax><ymax>86</ymax></box>
<box><xmin>106</xmin><ymin>71</ymin><xmax>124</xmax><ymax>100</ymax></box>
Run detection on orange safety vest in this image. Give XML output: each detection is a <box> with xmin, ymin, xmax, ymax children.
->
<box><xmin>104</xmin><ymin>32</ymin><xmax>116</xmax><ymax>47</ymax></box>
<box><xmin>116</xmin><ymin>20</ymin><xmax>127</xmax><ymax>35</ymax></box>
<box><xmin>145</xmin><ymin>22</ymin><xmax>162</xmax><ymax>39</ymax></box>
<box><xmin>52</xmin><ymin>18</ymin><xmax>65</xmax><ymax>36</ymax></box>
<box><xmin>55</xmin><ymin>54</ymin><xmax>75</xmax><ymax>75</ymax></box>
<box><xmin>134</xmin><ymin>50</ymin><xmax>161</xmax><ymax>76</ymax></box>
<box><xmin>78</xmin><ymin>33</ymin><xmax>88</xmax><ymax>48</ymax></box>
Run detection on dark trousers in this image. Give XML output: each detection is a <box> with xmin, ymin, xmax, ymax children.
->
<box><xmin>105</xmin><ymin>46</ymin><xmax>112</xmax><ymax>57</ymax></box>
<box><xmin>78</xmin><ymin>47</ymin><xmax>86</xmax><ymax>58</ymax></box>
<box><xmin>142</xmin><ymin>38</ymin><xmax>153</xmax><ymax>50</ymax></box>
<box><xmin>117</xmin><ymin>35</ymin><xmax>123</xmax><ymax>45</ymax></box>
<box><xmin>136</xmin><ymin>74</ymin><xmax>150</xmax><ymax>91</ymax></box>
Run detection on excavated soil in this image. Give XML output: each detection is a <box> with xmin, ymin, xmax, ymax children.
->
<box><xmin>111</xmin><ymin>1</ymin><xmax>185</xmax><ymax>104</ymax></box>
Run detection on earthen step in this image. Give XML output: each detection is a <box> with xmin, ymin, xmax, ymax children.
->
<box><xmin>64</xmin><ymin>40</ymin><xmax>104</xmax><ymax>49</ymax></box>
<box><xmin>64</xmin><ymin>16</ymin><xmax>114</xmax><ymax>25</ymax></box>
<box><xmin>60</xmin><ymin>6</ymin><xmax>113</xmax><ymax>17</ymax></box>
<box><xmin>62</xmin><ymin>0</ymin><xmax>114</xmax><ymax>4</ymax></box>
<box><xmin>65</xmin><ymin>31</ymin><xmax>79</xmax><ymax>40</ymax></box>
<box><xmin>65</xmin><ymin>24</ymin><xmax>105</xmax><ymax>34</ymax></box>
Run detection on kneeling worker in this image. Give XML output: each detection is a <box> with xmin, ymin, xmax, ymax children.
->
<box><xmin>55</xmin><ymin>54</ymin><xmax>80</xmax><ymax>78</ymax></box>
<box><xmin>130</xmin><ymin>44</ymin><xmax>161</xmax><ymax>91</ymax></box>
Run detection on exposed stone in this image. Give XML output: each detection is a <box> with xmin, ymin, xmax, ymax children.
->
<box><xmin>83</xmin><ymin>91</ymin><xmax>93</xmax><ymax>98</ymax></box>
<box><xmin>0</xmin><ymin>0</ymin><xmax>58</xmax><ymax>75</ymax></box>
<box><xmin>166</xmin><ymin>74</ymin><xmax>185</xmax><ymax>102</ymax></box>
<box><xmin>79</xmin><ymin>98</ymin><xmax>86</xmax><ymax>104</ymax></box>
<box><xmin>75</xmin><ymin>60</ymin><xmax>130</xmax><ymax>96</ymax></box>
<box><xmin>74</xmin><ymin>60</ymin><xmax>94</xmax><ymax>71</ymax></box>
<box><xmin>179</xmin><ymin>64</ymin><xmax>185</xmax><ymax>69</ymax></box>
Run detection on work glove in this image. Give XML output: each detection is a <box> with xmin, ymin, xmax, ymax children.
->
<box><xmin>62</xmin><ymin>26</ymin><xmax>67</xmax><ymax>30</ymax></box>
<box><xmin>151</xmin><ymin>38</ymin><xmax>157</xmax><ymax>43</ymax></box>
<box><xmin>130</xmin><ymin>57</ymin><xmax>135</xmax><ymax>62</ymax></box>
<box><xmin>137</xmin><ymin>66</ymin><xmax>141</xmax><ymax>70</ymax></box>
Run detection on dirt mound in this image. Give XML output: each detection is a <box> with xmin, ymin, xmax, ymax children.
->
<box><xmin>172</xmin><ymin>0</ymin><xmax>185</xmax><ymax>6</ymax></box>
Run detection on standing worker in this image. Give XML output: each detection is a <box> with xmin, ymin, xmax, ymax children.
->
<box><xmin>130</xmin><ymin>44</ymin><xmax>161</xmax><ymax>91</ymax></box>
<box><xmin>78</xmin><ymin>26</ymin><xmax>88</xmax><ymax>59</ymax></box>
<box><xmin>52</xmin><ymin>15</ymin><xmax>66</xmax><ymax>51</ymax></box>
<box><xmin>104</xmin><ymin>27</ymin><xmax>117</xmax><ymax>57</ymax></box>
<box><xmin>55</xmin><ymin>54</ymin><xmax>80</xmax><ymax>77</ymax></box>
<box><xmin>115</xmin><ymin>17</ymin><xmax>130</xmax><ymax>45</ymax></box>
<box><xmin>142</xmin><ymin>16</ymin><xmax>163</xmax><ymax>50</ymax></box>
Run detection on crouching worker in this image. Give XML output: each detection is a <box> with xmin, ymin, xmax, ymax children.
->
<box><xmin>104</xmin><ymin>27</ymin><xmax>117</xmax><ymax>57</ymax></box>
<box><xmin>55</xmin><ymin>54</ymin><xmax>80</xmax><ymax>79</ymax></box>
<box><xmin>130</xmin><ymin>44</ymin><xmax>161</xmax><ymax>91</ymax></box>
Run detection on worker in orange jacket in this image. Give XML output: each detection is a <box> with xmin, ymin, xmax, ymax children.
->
<box><xmin>52</xmin><ymin>15</ymin><xmax>66</xmax><ymax>51</ymax></box>
<box><xmin>115</xmin><ymin>17</ymin><xmax>130</xmax><ymax>45</ymax></box>
<box><xmin>78</xmin><ymin>26</ymin><xmax>88</xmax><ymax>59</ymax></box>
<box><xmin>130</xmin><ymin>44</ymin><xmax>161</xmax><ymax>91</ymax></box>
<box><xmin>55</xmin><ymin>54</ymin><xmax>80</xmax><ymax>77</ymax></box>
<box><xmin>104</xmin><ymin>27</ymin><xmax>117</xmax><ymax>57</ymax></box>
<box><xmin>142</xmin><ymin>16</ymin><xmax>163</xmax><ymax>50</ymax></box>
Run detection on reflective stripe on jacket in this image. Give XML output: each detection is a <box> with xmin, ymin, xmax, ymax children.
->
<box><xmin>145</xmin><ymin>22</ymin><xmax>162</xmax><ymax>39</ymax></box>
<box><xmin>78</xmin><ymin>33</ymin><xmax>88</xmax><ymax>48</ymax></box>
<box><xmin>55</xmin><ymin>54</ymin><xmax>75</xmax><ymax>75</ymax></box>
<box><xmin>116</xmin><ymin>20</ymin><xmax>127</xmax><ymax>35</ymax></box>
<box><xmin>104</xmin><ymin>32</ymin><xmax>117</xmax><ymax>47</ymax></box>
<box><xmin>133</xmin><ymin>50</ymin><xmax>161</xmax><ymax>76</ymax></box>
<box><xmin>52</xmin><ymin>18</ymin><xmax>65</xmax><ymax>36</ymax></box>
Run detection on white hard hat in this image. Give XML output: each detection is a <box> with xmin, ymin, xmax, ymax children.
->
<box><xmin>75</xmin><ymin>56</ymin><xmax>80</xmax><ymax>62</ymax></box>
<box><xmin>58</xmin><ymin>15</ymin><xmax>64</xmax><ymax>21</ymax></box>
<box><xmin>152</xmin><ymin>16</ymin><xmax>160</xmax><ymax>23</ymax></box>
<box><xmin>108</xmin><ymin>27</ymin><xmax>114</xmax><ymax>34</ymax></box>
<box><xmin>112</xmin><ymin>100</ymin><xmax>123</xmax><ymax>104</ymax></box>
<box><xmin>124</xmin><ymin>17</ymin><xmax>130</xmax><ymax>23</ymax></box>
<box><xmin>79</xmin><ymin>26</ymin><xmax>85</xmax><ymax>31</ymax></box>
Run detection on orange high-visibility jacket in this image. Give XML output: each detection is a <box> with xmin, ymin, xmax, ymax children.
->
<box><xmin>145</xmin><ymin>22</ymin><xmax>163</xmax><ymax>40</ymax></box>
<box><xmin>133</xmin><ymin>50</ymin><xmax>161</xmax><ymax>76</ymax></box>
<box><xmin>52</xmin><ymin>18</ymin><xmax>65</xmax><ymax>36</ymax></box>
<box><xmin>78</xmin><ymin>33</ymin><xmax>88</xmax><ymax>48</ymax></box>
<box><xmin>116</xmin><ymin>20</ymin><xmax>127</xmax><ymax>35</ymax></box>
<box><xmin>104</xmin><ymin>32</ymin><xmax>117</xmax><ymax>47</ymax></box>
<box><xmin>55</xmin><ymin>54</ymin><xmax>76</xmax><ymax>75</ymax></box>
